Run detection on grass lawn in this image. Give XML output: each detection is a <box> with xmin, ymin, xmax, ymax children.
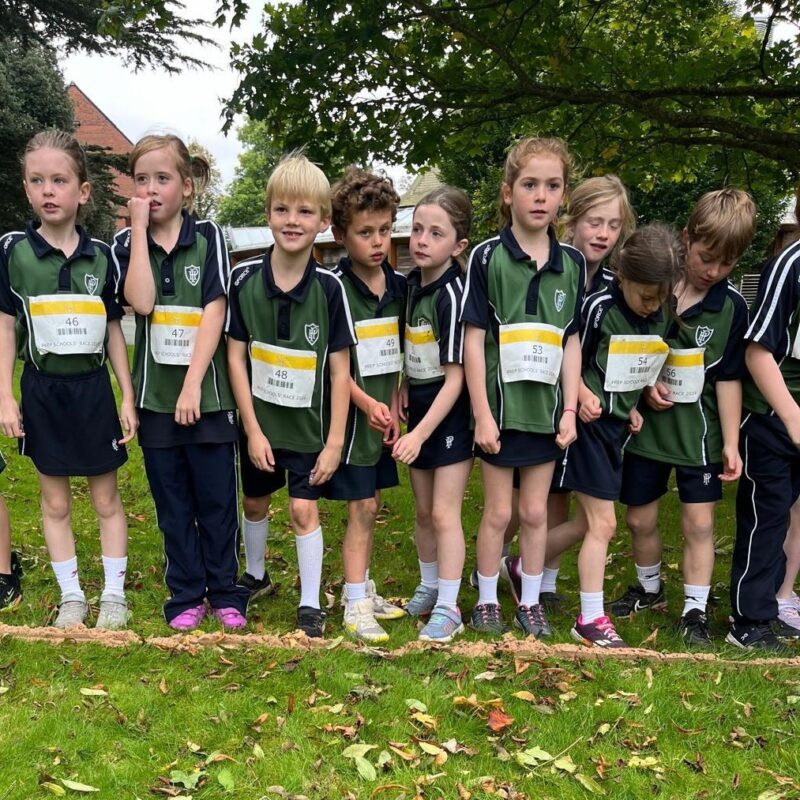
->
<box><xmin>1</xmin><ymin>360</ymin><xmax>799</xmax><ymax>799</ymax></box>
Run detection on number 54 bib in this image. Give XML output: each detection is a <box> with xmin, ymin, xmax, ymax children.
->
<box><xmin>604</xmin><ymin>335</ymin><xmax>669</xmax><ymax>392</ymax></box>
<box><xmin>250</xmin><ymin>341</ymin><xmax>317</xmax><ymax>408</ymax></box>
<box><xmin>29</xmin><ymin>294</ymin><xmax>106</xmax><ymax>355</ymax></box>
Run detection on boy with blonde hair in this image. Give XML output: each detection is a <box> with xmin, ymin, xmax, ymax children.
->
<box><xmin>227</xmin><ymin>154</ymin><xmax>355</xmax><ymax>637</ymax></box>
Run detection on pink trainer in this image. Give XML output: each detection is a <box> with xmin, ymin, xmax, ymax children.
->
<box><xmin>213</xmin><ymin>607</ymin><xmax>247</xmax><ymax>630</ymax></box>
<box><xmin>169</xmin><ymin>604</ymin><xmax>206</xmax><ymax>631</ymax></box>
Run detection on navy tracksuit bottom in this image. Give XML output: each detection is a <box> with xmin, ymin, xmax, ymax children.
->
<box><xmin>731</xmin><ymin>413</ymin><xmax>800</xmax><ymax>623</ymax></box>
<box><xmin>142</xmin><ymin>442</ymin><xmax>249</xmax><ymax>622</ymax></box>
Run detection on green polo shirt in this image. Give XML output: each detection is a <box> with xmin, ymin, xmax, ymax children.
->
<box><xmin>627</xmin><ymin>279</ymin><xmax>748</xmax><ymax>466</ymax></box>
<box><xmin>461</xmin><ymin>226</ymin><xmax>585</xmax><ymax>433</ymax></box>
<box><xmin>113</xmin><ymin>211</ymin><xmax>235</xmax><ymax>414</ymax></box>
<box><xmin>227</xmin><ymin>248</ymin><xmax>356</xmax><ymax>453</ymax></box>
<box><xmin>333</xmin><ymin>258</ymin><xmax>406</xmax><ymax>466</ymax></box>
<box><xmin>0</xmin><ymin>222</ymin><xmax>122</xmax><ymax>375</ymax></box>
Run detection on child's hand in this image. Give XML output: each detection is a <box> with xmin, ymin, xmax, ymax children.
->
<box><xmin>644</xmin><ymin>383</ymin><xmax>673</xmax><ymax>411</ymax></box>
<box><xmin>474</xmin><ymin>414</ymin><xmax>501</xmax><ymax>454</ymax></box>
<box><xmin>720</xmin><ymin>442</ymin><xmax>743</xmax><ymax>482</ymax></box>
<box><xmin>248</xmin><ymin>430</ymin><xmax>275</xmax><ymax>472</ymax></box>
<box><xmin>127</xmin><ymin>197</ymin><xmax>151</xmax><ymax>230</ymax></box>
<box><xmin>392</xmin><ymin>430</ymin><xmax>423</xmax><ymax>465</ymax></box>
<box><xmin>398</xmin><ymin>381</ymin><xmax>409</xmax><ymax>423</ymax></box>
<box><xmin>556</xmin><ymin>411</ymin><xmax>577</xmax><ymax>449</ymax></box>
<box><xmin>0</xmin><ymin>396</ymin><xmax>23</xmax><ymax>438</ymax></box>
<box><xmin>175</xmin><ymin>382</ymin><xmax>201</xmax><ymax>426</ymax></box>
<box><xmin>384</xmin><ymin>409</ymin><xmax>400</xmax><ymax>447</ymax></box>
<box><xmin>118</xmin><ymin>398</ymin><xmax>139</xmax><ymax>445</ymax></box>
<box><xmin>628</xmin><ymin>406</ymin><xmax>643</xmax><ymax>435</ymax></box>
<box><xmin>310</xmin><ymin>444</ymin><xmax>341</xmax><ymax>486</ymax></box>
<box><xmin>367</xmin><ymin>399</ymin><xmax>392</xmax><ymax>433</ymax></box>
<box><xmin>578</xmin><ymin>391</ymin><xmax>602</xmax><ymax>423</ymax></box>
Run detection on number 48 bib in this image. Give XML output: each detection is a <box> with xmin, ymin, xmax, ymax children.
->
<box><xmin>250</xmin><ymin>341</ymin><xmax>317</xmax><ymax>408</ymax></box>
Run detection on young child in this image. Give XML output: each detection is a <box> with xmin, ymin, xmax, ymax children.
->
<box><xmin>393</xmin><ymin>186</ymin><xmax>474</xmax><ymax>643</ymax></box>
<box><xmin>613</xmin><ymin>189</ymin><xmax>754</xmax><ymax>646</ymax></box>
<box><xmin>462</xmin><ymin>137</ymin><xmax>583</xmax><ymax>638</ymax></box>
<box><xmin>114</xmin><ymin>133</ymin><xmax>248</xmax><ymax>632</ymax></box>
<box><xmin>545</xmin><ymin>223</ymin><xmax>680</xmax><ymax>647</ymax></box>
<box><xmin>0</xmin><ymin>130</ymin><xmax>136</xmax><ymax>629</ymax></box>
<box><xmin>328</xmin><ymin>166</ymin><xmax>406</xmax><ymax>643</ymax></box>
<box><xmin>227</xmin><ymin>153</ymin><xmax>355</xmax><ymax>638</ymax></box>
<box><xmin>729</xmin><ymin>186</ymin><xmax>800</xmax><ymax>652</ymax></box>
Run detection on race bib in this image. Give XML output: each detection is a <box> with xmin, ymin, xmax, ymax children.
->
<box><xmin>498</xmin><ymin>322</ymin><xmax>564</xmax><ymax>385</ymax></box>
<box><xmin>355</xmin><ymin>316</ymin><xmax>402</xmax><ymax>377</ymax></box>
<box><xmin>657</xmin><ymin>347</ymin><xmax>705</xmax><ymax>403</ymax></box>
<box><xmin>251</xmin><ymin>341</ymin><xmax>317</xmax><ymax>408</ymax></box>
<box><xmin>29</xmin><ymin>294</ymin><xmax>106</xmax><ymax>355</ymax></box>
<box><xmin>604</xmin><ymin>335</ymin><xmax>669</xmax><ymax>393</ymax></box>
<box><xmin>405</xmin><ymin>323</ymin><xmax>444</xmax><ymax>380</ymax></box>
<box><xmin>150</xmin><ymin>305</ymin><xmax>202</xmax><ymax>365</ymax></box>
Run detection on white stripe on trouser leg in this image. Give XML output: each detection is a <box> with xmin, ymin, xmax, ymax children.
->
<box><xmin>734</xmin><ymin>435</ymin><xmax>758</xmax><ymax>618</ymax></box>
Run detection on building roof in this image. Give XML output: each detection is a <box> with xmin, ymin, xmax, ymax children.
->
<box><xmin>399</xmin><ymin>169</ymin><xmax>442</xmax><ymax>207</ymax></box>
<box><xmin>68</xmin><ymin>83</ymin><xmax>134</xmax><ymax>154</ymax></box>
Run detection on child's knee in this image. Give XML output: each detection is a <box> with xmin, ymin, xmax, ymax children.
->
<box><xmin>626</xmin><ymin>506</ymin><xmax>655</xmax><ymax>536</ymax></box>
<box><xmin>41</xmin><ymin>493</ymin><xmax>71</xmax><ymax>522</ymax></box>
<box><xmin>517</xmin><ymin>503</ymin><xmax>547</xmax><ymax>532</ymax></box>
<box><xmin>289</xmin><ymin>498</ymin><xmax>319</xmax><ymax>532</ymax></box>
<box><xmin>92</xmin><ymin>488</ymin><xmax>123</xmax><ymax>521</ymax></box>
<box><xmin>682</xmin><ymin>506</ymin><xmax>715</xmax><ymax>541</ymax></box>
<box><xmin>588</xmin><ymin>508</ymin><xmax>617</xmax><ymax>543</ymax></box>
<box><xmin>351</xmin><ymin>496</ymin><xmax>379</xmax><ymax>525</ymax></box>
<box><xmin>243</xmin><ymin>494</ymin><xmax>270</xmax><ymax>521</ymax></box>
<box><xmin>482</xmin><ymin>503</ymin><xmax>513</xmax><ymax>534</ymax></box>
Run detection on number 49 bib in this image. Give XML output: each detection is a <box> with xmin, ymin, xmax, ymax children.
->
<box><xmin>355</xmin><ymin>316</ymin><xmax>402</xmax><ymax>377</ymax></box>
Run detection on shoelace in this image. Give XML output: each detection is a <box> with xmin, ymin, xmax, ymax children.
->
<box><xmin>596</xmin><ymin>617</ymin><xmax>623</xmax><ymax>641</ymax></box>
<box><xmin>521</xmin><ymin>605</ymin><xmax>545</xmax><ymax>625</ymax></box>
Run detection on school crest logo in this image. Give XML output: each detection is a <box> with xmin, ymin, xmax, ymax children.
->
<box><xmin>554</xmin><ymin>289</ymin><xmax>566</xmax><ymax>313</ymax></box>
<box><xmin>111</xmin><ymin>439</ymin><xmax>119</xmax><ymax>452</ymax></box>
<box><xmin>695</xmin><ymin>326</ymin><xmax>714</xmax><ymax>347</ymax></box>
<box><xmin>227</xmin><ymin>411</ymin><xmax>235</xmax><ymax>426</ymax></box>
<box><xmin>703</xmin><ymin>472</ymin><xmax>711</xmax><ymax>486</ymax></box>
<box><xmin>445</xmin><ymin>435</ymin><xmax>454</xmax><ymax>450</ymax></box>
<box><xmin>84</xmin><ymin>274</ymin><xmax>98</xmax><ymax>295</ymax></box>
<box><xmin>184</xmin><ymin>264</ymin><xmax>201</xmax><ymax>287</ymax></box>
<box><xmin>305</xmin><ymin>323</ymin><xmax>320</xmax><ymax>346</ymax></box>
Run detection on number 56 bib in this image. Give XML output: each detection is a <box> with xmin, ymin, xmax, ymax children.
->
<box><xmin>251</xmin><ymin>341</ymin><xmax>317</xmax><ymax>408</ymax></box>
<box><xmin>657</xmin><ymin>347</ymin><xmax>705</xmax><ymax>403</ymax></box>
<box><xmin>498</xmin><ymin>322</ymin><xmax>564</xmax><ymax>385</ymax></box>
<box><xmin>604</xmin><ymin>335</ymin><xmax>669</xmax><ymax>392</ymax></box>
<box><xmin>29</xmin><ymin>294</ymin><xmax>106</xmax><ymax>355</ymax></box>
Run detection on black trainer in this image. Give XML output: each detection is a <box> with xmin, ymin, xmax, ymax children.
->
<box><xmin>726</xmin><ymin>619</ymin><xmax>790</xmax><ymax>653</ymax></box>
<box><xmin>679</xmin><ymin>608</ymin><xmax>712</xmax><ymax>647</ymax></box>
<box><xmin>237</xmin><ymin>570</ymin><xmax>275</xmax><ymax>601</ymax></box>
<box><xmin>469</xmin><ymin>568</ymin><xmax>479</xmax><ymax>590</ymax></box>
<box><xmin>515</xmin><ymin>603</ymin><xmax>552</xmax><ymax>638</ymax></box>
<box><xmin>539</xmin><ymin>591</ymin><xmax>566</xmax><ymax>611</ymax></box>
<box><xmin>11</xmin><ymin>551</ymin><xmax>22</xmax><ymax>578</ymax></box>
<box><xmin>610</xmin><ymin>582</ymin><xmax>667</xmax><ymax>619</ymax></box>
<box><xmin>0</xmin><ymin>572</ymin><xmax>22</xmax><ymax>612</ymax></box>
<box><xmin>296</xmin><ymin>605</ymin><xmax>326</xmax><ymax>638</ymax></box>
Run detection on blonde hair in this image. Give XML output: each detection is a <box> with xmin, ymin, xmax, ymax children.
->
<box><xmin>499</xmin><ymin>136</ymin><xmax>575</xmax><ymax>225</ymax></box>
<box><xmin>560</xmin><ymin>175</ymin><xmax>636</xmax><ymax>261</ymax></box>
<box><xmin>23</xmin><ymin>130</ymin><xmax>89</xmax><ymax>185</ymax></box>
<box><xmin>266</xmin><ymin>152</ymin><xmax>331</xmax><ymax>218</ymax></box>
<box><xmin>129</xmin><ymin>134</ymin><xmax>210</xmax><ymax>213</ymax></box>
<box><xmin>686</xmin><ymin>187</ymin><xmax>757</xmax><ymax>264</ymax></box>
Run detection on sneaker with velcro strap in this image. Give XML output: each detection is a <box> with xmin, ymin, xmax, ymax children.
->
<box><xmin>237</xmin><ymin>570</ymin><xmax>275</xmax><ymax>601</ymax></box>
<box><xmin>726</xmin><ymin>619</ymin><xmax>790</xmax><ymax>653</ymax></box>
<box><xmin>609</xmin><ymin>582</ymin><xmax>666</xmax><ymax>619</ymax></box>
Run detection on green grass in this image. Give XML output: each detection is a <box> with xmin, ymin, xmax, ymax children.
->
<box><xmin>1</xmin><ymin>356</ymin><xmax>799</xmax><ymax>798</ymax></box>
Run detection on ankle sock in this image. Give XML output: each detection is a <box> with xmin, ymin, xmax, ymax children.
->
<box><xmin>541</xmin><ymin>567</ymin><xmax>559</xmax><ymax>594</ymax></box>
<box><xmin>579</xmin><ymin>590</ymin><xmax>604</xmax><ymax>623</ymax></box>
<box><xmin>437</xmin><ymin>577</ymin><xmax>461</xmax><ymax>608</ymax></box>
<box><xmin>477</xmin><ymin>571</ymin><xmax>499</xmax><ymax>606</ymax></box>
<box><xmin>101</xmin><ymin>555</ymin><xmax>127</xmax><ymax>601</ymax></box>
<box><xmin>636</xmin><ymin>562</ymin><xmax>661</xmax><ymax>593</ymax></box>
<box><xmin>519</xmin><ymin>569</ymin><xmax>542</xmax><ymax>606</ymax></box>
<box><xmin>682</xmin><ymin>584</ymin><xmax>710</xmax><ymax>615</ymax></box>
<box><xmin>419</xmin><ymin>559</ymin><xmax>438</xmax><ymax>589</ymax></box>
<box><xmin>52</xmin><ymin>556</ymin><xmax>84</xmax><ymax>601</ymax></box>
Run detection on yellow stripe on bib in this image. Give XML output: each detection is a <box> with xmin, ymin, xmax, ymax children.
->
<box><xmin>609</xmin><ymin>340</ymin><xmax>669</xmax><ymax>356</ymax></box>
<box><xmin>357</xmin><ymin>321</ymin><xmax>399</xmax><ymax>338</ymax></box>
<box><xmin>499</xmin><ymin>328</ymin><xmax>563</xmax><ymax>347</ymax></box>
<box><xmin>251</xmin><ymin>345</ymin><xmax>316</xmax><ymax>370</ymax></box>
<box><xmin>29</xmin><ymin>300</ymin><xmax>105</xmax><ymax>316</ymax></box>
<box><xmin>666</xmin><ymin>352</ymin><xmax>705</xmax><ymax>368</ymax></box>
<box><xmin>151</xmin><ymin>310</ymin><xmax>203</xmax><ymax>327</ymax></box>
<box><xmin>405</xmin><ymin>328</ymin><xmax>436</xmax><ymax>345</ymax></box>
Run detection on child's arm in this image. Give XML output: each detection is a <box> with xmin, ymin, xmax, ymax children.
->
<box><xmin>386</xmin><ymin>379</ymin><xmax>400</xmax><ymax>446</ymax></box>
<box><xmin>106</xmin><ymin>319</ymin><xmax>138</xmax><ymax>444</ymax></box>
<box><xmin>122</xmin><ymin>199</ymin><xmax>156</xmax><ymax>314</ymax></box>
<box><xmin>746</xmin><ymin>342</ymin><xmax>800</xmax><ymax>445</ymax></box>
<box><xmin>310</xmin><ymin>348</ymin><xmax>349</xmax><ymax>485</ymax></box>
<box><xmin>463</xmin><ymin>323</ymin><xmax>500</xmax><ymax>453</ymax></box>
<box><xmin>557</xmin><ymin>331</ymin><xmax>580</xmax><ymax>449</ymax></box>
<box><xmin>578</xmin><ymin>378</ymin><xmax>602</xmax><ymax>422</ymax></box>
<box><xmin>175</xmin><ymin>296</ymin><xmax>225</xmax><ymax>426</ymax></box>
<box><xmin>0</xmin><ymin>312</ymin><xmax>21</xmax><ymax>438</ymax></box>
<box><xmin>349</xmin><ymin>377</ymin><xmax>392</xmax><ymax>436</ymax></box>
<box><xmin>716</xmin><ymin>379</ymin><xmax>743</xmax><ymax>481</ymax></box>
<box><xmin>393</xmin><ymin>364</ymin><xmax>464</xmax><ymax>465</ymax></box>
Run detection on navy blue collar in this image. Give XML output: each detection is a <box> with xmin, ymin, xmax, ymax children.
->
<box><xmin>679</xmin><ymin>277</ymin><xmax>728</xmax><ymax>318</ymax></box>
<box><xmin>147</xmin><ymin>210</ymin><xmax>196</xmax><ymax>253</ymax></box>
<box><xmin>406</xmin><ymin>260</ymin><xmax>462</xmax><ymax>297</ymax></box>
<box><xmin>337</xmin><ymin>257</ymin><xmax>404</xmax><ymax>302</ymax></box>
<box><xmin>26</xmin><ymin>221</ymin><xmax>95</xmax><ymax>260</ymax></box>
<box><xmin>499</xmin><ymin>225</ymin><xmax>563</xmax><ymax>273</ymax></box>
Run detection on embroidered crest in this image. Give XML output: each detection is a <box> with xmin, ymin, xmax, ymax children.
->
<box><xmin>703</xmin><ymin>472</ymin><xmax>711</xmax><ymax>486</ymax></box>
<box><xmin>111</xmin><ymin>439</ymin><xmax>119</xmax><ymax>452</ymax></box>
<box><xmin>185</xmin><ymin>264</ymin><xmax>201</xmax><ymax>287</ymax></box>
<box><xmin>695</xmin><ymin>325</ymin><xmax>713</xmax><ymax>347</ymax></box>
<box><xmin>227</xmin><ymin>411</ymin><xmax>235</xmax><ymax>425</ymax></box>
<box><xmin>554</xmin><ymin>289</ymin><xmax>566</xmax><ymax>313</ymax></box>
<box><xmin>445</xmin><ymin>435</ymin><xmax>454</xmax><ymax>450</ymax></box>
<box><xmin>305</xmin><ymin>323</ymin><xmax>320</xmax><ymax>346</ymax></box>
<box><xmin>84</xmin><ymin>274</ymin><xmax>99</xmax><ymax>295</ymax></box>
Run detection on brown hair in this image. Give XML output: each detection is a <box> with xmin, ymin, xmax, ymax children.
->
<box><xmin>415</xmin><ymin>186</ymin><xmax>473</xmax><ymax>268</ymax></box>
<box><xmin>23</xmin><ymin>129</ymin><xmax>89</xmax><ymax>185</ymax></box>
<box><xmin>499</xmin><ymin>136</ymin><xmax>575</xmax><ymax>225</ymax></box>
<box><xmin>617</xmin><ymin>223</ymin><xmax>684</xmax><ymax>297</ymax></box>
<box><xmin>686</xmin><ymin>187</ymin><xmax>756</xmax><ymax>264</ymax></box>
<box><xmin>330</xmin><ymin>166</ymin><xmax>400</xmax><ymax>231</ymax></box>
<box><xmin>129</xmin><ymin>134</ymin><xmax>211</xmax><ymax>213</ymax></box>
<box><xmin>265</xmin><ymin>151</ymin><xmax>331</xmax><ymax>218</ymax></box>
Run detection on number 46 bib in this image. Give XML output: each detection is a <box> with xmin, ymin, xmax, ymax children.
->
<box><xmin>29</xmin><ymin>294</ymin><xmax>106</xmax><ymax>355</ymax></box>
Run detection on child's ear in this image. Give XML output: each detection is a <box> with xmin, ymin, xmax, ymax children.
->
<box><xmin>451</xmin><ymin>238</ymin><xmax>469</xmax><ymax>259</ymax></box>
<box><xmin>501</xmin><ymin>182</ymin><xmax>513</xmax><ymax>208</ymax></box>
<box><xmin>681</xmin><ymin>228</ymin><xmax>690</xmax><ymax>249</ymax></box>
<box><xmin>331</xmin><ymin>224</ymin><xmax>345</xmax><ymax>245</ymax></box>
<box><xmin>319</xmin><ymin>214</ymin><xmax>332</xmax><ymax>233</ymax></box>
<box><xmin>79</xmin><ymin>181</ymin><xmax>91</xmax><ymax>206</ymax></box>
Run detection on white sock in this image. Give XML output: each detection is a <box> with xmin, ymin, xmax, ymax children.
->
<box><xmin>520</xmin><ymin>569</ymin><xmax>542</xmax><ymax>606</ymax></box>
<box><xmin>101</xmin><ymin>555</ymin><xmax>127</xmax><ymax>601</ymax></box>
<box><xmin>243</xmin><ymin>515</ymin><xmax>268</xmax><ymax>580</ymax></box>
<box><xmin>437</xmin><ymin>577</ymin><xmax>461</xmax><ymax>608</ymax></box>
<box><xmin>345</xmin><ymin>581</ymin><xmax>367</xmax><ymax>603</ymax></box>
<box><xmin>778</xmin><ymin>595</ymin><xmax>797</xmax><ymax>611</ymax></box>
<box><xmin>636</xmin><ymin>562</ymin><xmax>661</xmax><ymax>593</ymax></box>
<box><xmin>295</xmin><ymin>527</ymin><xmax>323</xmax><ymax>609</ymax></box>
<box><xmin>52</xmin><ymin>557</ymin><xmax>84</xmax><ymax>601</ymax></box>
<box><xmin>365</xmin><ymin>568</ymin><xmax>371</xmax><ymax>582</ymax></box>
<box><xmin>580</xmin><ymin>591</ymin><xmax>605</xmax><ymax>623</ymax></box>
<box><xmin>541</xmin><ymin>567</ymin><xmax>559</xmax><ymax>594</ymax></box>
<box><xmin>501</xmin><ymin>542</ymin><xmax>511</xmax><ymax>558</ymax></box>
<box><xmin>419</xmin><ymin>559</ymin><xmax>438</xmax><ymax>589</ymax></box>
<box><xmin>477</xmin><ymin>571</ymin><xmax>499</xmax><ymax>606</ymax></box>
<box><xmin>682</xmin><ymin>584</ymin><xmax>710</xmax><ymax>615</ymax></box>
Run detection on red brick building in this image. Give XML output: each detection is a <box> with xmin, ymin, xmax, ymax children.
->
<box><xmin>67</xmin><ymin>83</ymin><xmax>134</xmax><ymax>230</ymax></box>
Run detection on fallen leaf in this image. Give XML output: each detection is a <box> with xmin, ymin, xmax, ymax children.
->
<box><xmin>405</xmin><ymin>699</ymin><xmax>428</xmax><ymax>712</ymax></box>
<box><xmin>342</xmin><ymin>744</ymin><xmax>378</xmax><ymax>759</ymax></box>
<box><xmin>253</xmin><ymin>743</ymin><xmax>265</xmax><ymax>759</ymax></box>
<box><xmin>487</xmin><ymin>708</ymin><xmax>514</xmax><ymax>732</ymax></box>
<box><xmin>217</xmin><ymin>768</ymin><xmax>235</xmax><ymax>791</ymax></box>
<box><xmin>159</xmin><ymin>678</ymin><xmax>168</xmax><ymax>695</ymax></box>
<box><xmin>354</xmin><ymin>755</ymin><xmax>376</xmax><ymax>781</ymax></box>
<box><xmin>474</xmin><ymin>671</ymin><xmax>497</xmax><ymax>682</ymax></box>
<box><xmin>79</xmin><ymin>688</ymin><xmax>107</xmax><ymax>697</ymax></box>
<box><xmin>60</xmin><ymin>780</ymin><xmax>99</xmax><ymax>793</ymax></box>
<box><xmin>574</xmin><ymin>773</ymin><xmax>606</xmax><ymax>794</ymax></box>
<box><xmin>41</xmin><ymin>784</ymin><xmax>66</xmax><ymax>796</ymax></box>
<box><xmin>554</xmin><ymin>755</ymin><xmax>577</xmax><ymax>774</ymax></box>
<box><xmin>512</xmin><ymin>691</ymin><xmax>536</xmax><ymax>703</ymax></box>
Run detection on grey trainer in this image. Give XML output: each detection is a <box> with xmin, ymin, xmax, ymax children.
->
<box><xmin>96</xmin><ymin>596</ymin><xmax>130</xmax><ymax>630</ymax></box>
<box><xmin>54</xmin><ymin>595</ymin><xmax>89</xmax><ymax>629</ymax></box>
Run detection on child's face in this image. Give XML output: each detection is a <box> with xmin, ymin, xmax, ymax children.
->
<box><xmin>267</xmin><ymin>196</ymin><xmax>330</xmax><ymax>257</ymax></box>
<box><xmin>410</xmin><ymin>203</ymin><xmax>467</xmax><ymax>270</ymax></box>
<box><xmin>570</xmin><ymin>197</ymin><xmax>623</xmax><ymax>269</ymax></box>
<box><xmin>502</xmin><ymin>155</ymin><xmax>565</xmax><ymax>236</ymax></box>
<box><xmin>24</xmin><ymin>147</ymin><xmax>90</xmax><ymax>228</ymax></box>
<box><xmin>619</xmin><ymin>277</ymin><xmax>668</xmax><ymax>317</ymax></box>
<box><xmin>337</xmin><ymin>209</ymin><xmax>393</xmax><ymax>271</ymax></box>
<box><xmin>683</xmin><ymin>232</ymin><xmax>736</xmax><ymax>292</ymax></box>
<box><xmin>133</xmin><ymin>147</ymin><xmax>192</xmax><ymax>225</ymax></box>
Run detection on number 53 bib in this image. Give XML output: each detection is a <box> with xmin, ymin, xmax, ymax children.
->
<box><xmin>498</xmin><ymin>322</ymin><xmax>564</xmax><ymax>385</ymax></box>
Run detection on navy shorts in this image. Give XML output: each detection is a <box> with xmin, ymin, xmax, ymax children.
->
<box><xmin>326</xmin><ymin>450</ymin><xmax>399</xmax><ymax>501</ymax></box>
<box><xmin>553</xmin><ymin>416</ymin><xmax>627</xmax><ymax>500</ymax></box>
<box><xmin>407</xmin><ymin>382</ymin><xmax>472</xmax><ymax>469</ymax></box>
<box><xmin>619</xmin><ymin>451</ymin><xmax>723</xmax><ymax>506</ymax></box>
<box><xmin>476</xmin><ymin>428</ymin><xmax>561</xmax><ymax>468</ymax></box>
<box><xmin>512</xmin><ymin>467</ymin><xmax>570</xmax><ymax>493</ymax></box>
